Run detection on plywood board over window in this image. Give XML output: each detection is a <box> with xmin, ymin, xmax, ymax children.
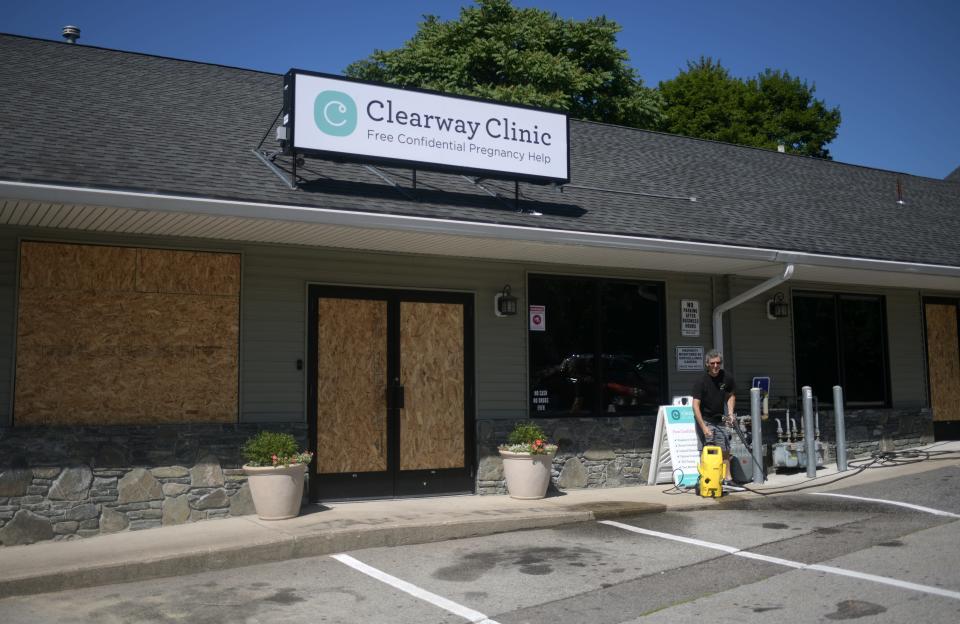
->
<box><xmin>14</xmin><ymin>241</ymin><xmax>240</xmax><ymax>425</ymax></box>
<box><xmin>925</xmin><ymin>303</ymin><xmax>960</xmax><ymax>423</ymax></box>
<box><xmin>316</xmin><ymin>297</ymin><xmax>389</xmax><ymax>474</ymax></box>
<box><xmin>399</xmin><ymin>301</ymin><xmax>465</xmax><ymax>471</ymax></box>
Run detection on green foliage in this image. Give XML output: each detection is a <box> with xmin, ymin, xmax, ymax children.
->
<box><xmin>242</xmin><ymin>431</ymin><xmax>313</xmax><ymax>467</ymax></box>
<box><xmin>658</xmin><ymin>57</ymin><xmax>841</xmax><ymax>158</ymax></box>
<box><xmin>347</xmin><ymin>3</ymin><xmax>840</xmax><ymax>154</ymax></box>
<box><xmin>507</xmin><ymin>421</ymin><xmax>547</xmax><ymax>445</ymax></box>
<box><xmin>345</xmin><ymin>0</ymin><xmax>663</xmax><ymax>128</ymax></box>
<box><xmin>501</xmin><ymin>421</ymin><xmax>556</xmax><ymax>454</ymax></box>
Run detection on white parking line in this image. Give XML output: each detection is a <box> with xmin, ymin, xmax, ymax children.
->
<box><xmin>331</xmin><ymin>553</ymin><xmax>501</xmax><ymax>624</ymax></box>
<box><xmin>600</xmin><ymin>520</ymin><xmax>960</xmax><ymax>601</ymax></box>
<box><xmin>810</xmin><ymin>492</ymin><xmax>960</xmax><ymax>518</ymax></box>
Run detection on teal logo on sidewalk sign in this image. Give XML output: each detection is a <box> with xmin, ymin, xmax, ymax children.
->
<box><xmin>314</xmin><ymin>91</ymin><xmax>357</xmax><ymax>136</ymax></box>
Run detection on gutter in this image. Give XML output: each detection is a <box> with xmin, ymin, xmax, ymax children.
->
<box><xmin>3</xmin><ymin>181</ymin><xmax>960</xmax><ymax>280</ymax></box>
<box><xmin>713</xmin><ymin>264</ymin><xmax>795</xmax><ymax>354</ymax></box>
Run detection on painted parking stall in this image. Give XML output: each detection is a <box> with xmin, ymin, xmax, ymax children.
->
<box><xmin>601</xmin><ymin>520</ymin><xmax>960</xmax><ymax>601</ymax></box>
<box><xmin>332</xmin><ymin>554</ymin><xmax>501</xmax><ymax>624</ymax></box>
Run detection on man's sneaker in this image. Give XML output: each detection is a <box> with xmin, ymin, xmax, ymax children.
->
<box><xmin>722</xmin><ymin>480</ymin><xmax>746</xmax><ymax>492</ymax></box>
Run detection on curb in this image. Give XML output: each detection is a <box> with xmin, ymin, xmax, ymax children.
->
<box><xmin>0</xmin><ymin>509</ymin><xmax>597</xmax><ymax>599</ymax></box>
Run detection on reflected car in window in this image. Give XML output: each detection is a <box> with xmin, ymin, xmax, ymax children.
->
<box><xmin>532</xmin><ymin>354</ymin><xmax>661</xmax><ymax>414</ymax></box>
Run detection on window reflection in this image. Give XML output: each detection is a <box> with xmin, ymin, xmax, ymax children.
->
<box><xmin>529</xmin><ymin>276</ymin><xmax>665</xmax><ymax>416</ymax></box>
<box><xmin>792</xmin><ymin>292</ymin><xmax>888</xmax><ymax>406</ymax></box>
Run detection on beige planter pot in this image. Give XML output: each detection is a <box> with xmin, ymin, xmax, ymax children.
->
<box><xmin>499</xmin><ymin>449</ymin><xmax>556</xmax><ymax>499</ymax></box>
<box><xmin>242</xmin><ymin>463</ymin><xmax>307</xmax><ymax>520</ymax></box>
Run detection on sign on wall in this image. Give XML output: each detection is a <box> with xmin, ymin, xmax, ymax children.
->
<box><xmin>676</xmin><ymin>346</ymin><xmax>704</xmax><ymax>371</ymax></box>
<box><xmin>286</xmin><ymin>70</ymin><xmax>569</xmax><ymax>183</ymax></box>
<box><xmin>529</xmin><ymin>305</ymin><xmax>546</xmax><ymax>332</ymax></box>
<box><xmin>681</xmin><ymin>299</ymin><xmax>700</xmax><ymax>337</ymax></box>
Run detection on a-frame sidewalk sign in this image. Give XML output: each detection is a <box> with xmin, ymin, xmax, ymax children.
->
<box><xmin>647</xmin><ymin>399</ymin><xmax>700</xmax><ymax>487</ymax></box>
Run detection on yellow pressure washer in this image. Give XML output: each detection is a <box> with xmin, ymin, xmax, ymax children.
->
<box><xmin>698</xmin><ymin>445</ymin><xmax>724</xmax><ymax>498</ymax></box>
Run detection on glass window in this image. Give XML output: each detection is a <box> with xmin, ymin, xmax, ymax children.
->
<box><xmin>792</xmin><ymin>292</ymin><xmax>888</xmax><ymax>406</ymax></box>
<box><xmin>529</xmin><ymin>275</ymin><xmax>665</xmax><ymax>416</ymax></box>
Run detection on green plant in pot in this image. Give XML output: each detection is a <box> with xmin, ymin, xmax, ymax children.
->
<box><xmin>242</xmin><ymin>431</ymin><xmax>314</xmax><ymax>520</ymax></box>
<box><xmin>498</xmin><ymin>422</ymin><xmax>558</xmax><ymax>499</ymax></box>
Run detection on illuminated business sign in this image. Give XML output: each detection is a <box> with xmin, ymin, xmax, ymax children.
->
<box><xmin>285</xmin><ymin>70</ymin><xmax>569</xmax><ymax>183</ymax></box>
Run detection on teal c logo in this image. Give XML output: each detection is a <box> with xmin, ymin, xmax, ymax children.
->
<box><xmin>314</xmin><ymin>90</ymin><xmax>357</xmax><ymax>136</ymax></box>
<box><xmin>671</xmin><ymin>409</ymin><xmax>681</xmax><ymax>421</ymax></box>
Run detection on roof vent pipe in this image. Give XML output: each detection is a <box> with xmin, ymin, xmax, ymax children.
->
<box><xmin>712</xmin><ymin>264</ymin><xmax>795</xmax><ymax>354</ymax></box>
<box><xmin>62</xmin><ymin>25</ymin><xmax>80</xmax><ymax>44</ymax></box>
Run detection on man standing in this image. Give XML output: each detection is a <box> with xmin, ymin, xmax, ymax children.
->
<box><xmin>692</xmin><ymin>349</ymin><xmax>736</xmax><ymax>483</ymax></box>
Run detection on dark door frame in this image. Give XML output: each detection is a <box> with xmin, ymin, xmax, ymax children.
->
<box><xmin>307</xmin><ymin>285</ymin><xmax>476</xmax><ymax>500</ymax></box>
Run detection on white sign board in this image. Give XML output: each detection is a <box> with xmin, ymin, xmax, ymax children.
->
<box><xmin>661</xmin><ymin>405</ymin><xmax>700</xmax><ymax>487</ymax></box>
<box><xmin>288</xmin><ymin>71</ymin><xmax>569</xmax><ymax>183</ymax></box>
<box><xmin>532</xmin><ymin>389</ymin><xmax>549</xmax><ymax>412</ymax></box>
<box><xmin>676</xmin><ymin>346</ymin><xmax>704</xmax><ymax>371</ymax></box>
<box><xmin>529</xmin><ymin>305</ymin><xmax>546</xmax><ymax>332</ymax></box>
<box><xmin>680</xmin><ymin>299</ymin><xmax>700</xmax><ymax>337</ymax></box>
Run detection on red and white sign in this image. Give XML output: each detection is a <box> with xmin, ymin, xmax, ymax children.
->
<box><xmin>529</xmin><ymin>305</ymin><xmax>546</xmax><ymax>332</ymax></box>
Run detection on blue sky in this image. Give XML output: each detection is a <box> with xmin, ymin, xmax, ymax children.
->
<box><xmin>5</xmin><ymin>1</ymin><xmax>959</xmax><ymax>179</ymax></box>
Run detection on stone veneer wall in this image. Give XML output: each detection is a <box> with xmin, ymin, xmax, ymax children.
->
<box><xmin>815</xmin><ymin>408</ymin><xmax>934</xmax><ymax>457</ymax></box>
<box><xmin>475</xmin><ymin>408</ymin><xmax>934</xmax><ymax>495</ymax></box>
<box><xmin>0</xmin><ymin>409</ymin><xmax>934</xmax><ymax>545</ymax></box>
<box><xmin>0</xmin><ymin>423</ymin><xmax>307</xmax><ymax>547</ymax></box>
<box><xmin>476</xmin><ymin>416</ymin><xmax>659</xmax><ymax>495</ymax></box>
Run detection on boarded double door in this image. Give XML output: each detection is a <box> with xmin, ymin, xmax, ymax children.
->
<box><xmin>308</xmin><ymin>286</ymin><xmax>475</xmax><ymax>499</ymax></box>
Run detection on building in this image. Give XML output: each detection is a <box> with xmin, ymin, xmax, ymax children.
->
<box><xmin>0</xmin><ymin>33</ymin><xmax>958</xmax><ymax>545</ymax></box>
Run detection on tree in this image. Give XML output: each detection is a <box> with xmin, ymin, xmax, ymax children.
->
<box><xmin>345</xmin><ymin>0</ymin><xmax>663</xmax><ymax>129</ymax></box>
<box><xmin>747</xmin><ymin>69</ymin><xmax>842</xmax><ymax>158</ymax></box>
<box><xmin>659</xmin><ymin>57</ymin><xmax>841</xmax><ymax>158</ymax></box>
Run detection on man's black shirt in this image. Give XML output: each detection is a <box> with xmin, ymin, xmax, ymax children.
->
<box><xmin>692</xmin><ymin>370</ymin><xmax>736</xmax><ymax>424</ymax></box>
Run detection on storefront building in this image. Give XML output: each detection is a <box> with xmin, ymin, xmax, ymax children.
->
<box><xmin>1</xmin><ymin>34</ymin><xmax>958</xmax><ymax>545</ymax></box>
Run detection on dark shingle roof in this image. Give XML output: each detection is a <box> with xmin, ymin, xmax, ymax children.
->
<box><xmin>1</xmin><ymin>34</ymin><xmax>958</xmax><ymax>267</ymax></box>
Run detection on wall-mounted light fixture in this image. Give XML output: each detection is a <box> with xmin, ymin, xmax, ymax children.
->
<box><xmin>766</xmin><ymin>292</ymin><xmax>789</xmax><ymax>320</ymax></box>
<box><xmin>494</xmin><ymin>284</ymin><xmax>518</xmax><ymax>317</ymax></box>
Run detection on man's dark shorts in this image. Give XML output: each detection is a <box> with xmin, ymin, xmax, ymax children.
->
<box><xmin>698</xmin><ymin>423</ymin><xmax>731</xmax><ymax>453</ymax></box>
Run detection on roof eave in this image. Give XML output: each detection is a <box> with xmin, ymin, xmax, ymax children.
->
<box><xmin>2</xmin><ymin>180</ymin><xmax>960</xmax><ymax>289</ymax></box>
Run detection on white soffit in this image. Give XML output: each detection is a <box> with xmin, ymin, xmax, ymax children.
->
<box><xmin>1</xmin><ymin>184</ymin><xmax>959</xmax><ymax>293</ymax></box>
<box><xmin>0</xmin><ymin>196</ymin><xmax>760</xmax><ymax>273</ymax></box>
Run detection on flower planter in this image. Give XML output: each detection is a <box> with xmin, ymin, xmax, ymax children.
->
<box><xmin>242</xmin><ymin>463</ymin><xmax>307</xmax><ymax>520</ymax></box>
<box><xmin>499</xmin><ymin>448</ymin><xmax>557</xmax><ymax>499</ymax></box>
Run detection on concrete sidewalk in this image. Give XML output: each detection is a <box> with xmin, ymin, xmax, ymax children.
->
<box><xmin>2</xmin><ymin>442</ymin><xmax>958</xmax><ymax>599</ymax></box>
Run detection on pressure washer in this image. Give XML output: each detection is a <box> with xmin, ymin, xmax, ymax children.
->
<box><xmin>697</xmin><ymin>445</ymin><xmax>724</xmax><ymax>497</ymax></box>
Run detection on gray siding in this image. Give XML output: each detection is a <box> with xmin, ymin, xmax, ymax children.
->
<box><xmin>0</xmin><ymin>224</ymin><xmax>934</xmax><ymax>428</ymax></box>
<box><xmin>728</xmin><ymin>277</ymin><xmax>796</xmax><ymax>407</ymax></box>
<box><xmin>664</xmin><ymin>275</ymin><xmax>715</xmax><ymax>400</ymax></box>
<box><xmin>728</xmin><ymin>278</ymin><xmax>928</xmax><ymax>410</ymax></box>
<box><xmin>886</xmin><ymin>290</ymin><xmax>926</xmax><ymax>408</ymax></box>
<box><xmin>240</xmin><ymin>244</ymin><xmax>526</xmax><ymax>422</ymax></box>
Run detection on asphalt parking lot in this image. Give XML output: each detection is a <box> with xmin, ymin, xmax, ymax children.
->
<box><xmin>2</xmin><ymin>466</ymin><xmax>958</xmax><ymax>624</ymax></box>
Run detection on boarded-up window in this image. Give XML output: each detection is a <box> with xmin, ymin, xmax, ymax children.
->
<box><xmin>14</xmin><ymin>241</ymin><xmax>240</xmax><ymax>425</ymax></box>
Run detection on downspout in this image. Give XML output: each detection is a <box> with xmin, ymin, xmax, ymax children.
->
<box><xmin>713</xmin><ymin>264</ymin><xmax>795</xmax><ymax>353</ymax></box>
